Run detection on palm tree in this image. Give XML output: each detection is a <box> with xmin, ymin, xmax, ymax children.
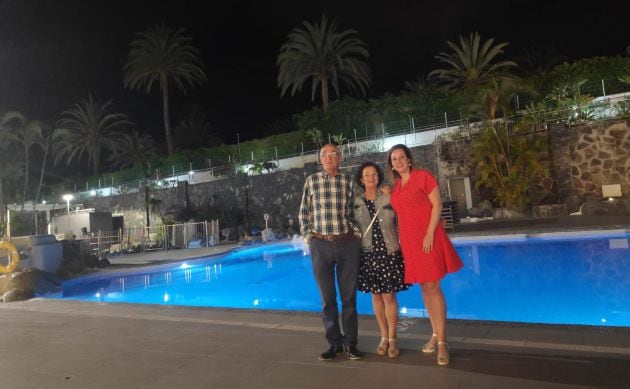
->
<box><xmin>277</xmin><ymin>15</ymin><xmax>371</xmax><ymax>112</ymax></box>
<box><xmin>482</xmin><ymin>77</ymin><xmax>536</xmax><ymax>120</ymax></box>
<box><xmin>515</xmin><ymin>46</ymin><xmax>567</xmax><ymax>76</ymax></box>
<box><xmin>428</xmin><ymin>32</ymin><xmax>517</xmax><ymax>91</ymax></box>
<box><xmin>124</xmin><ymin>24</ymin><xmax>207</xmax><ymax>156</ymax></box>
<box><xmin>55</xmin><ymin>95</ymin><xmax>132</xmax><ymax>175</ymax></box>
<box><xmin>32</xmin><ymin>122</ymin><xmax>62</xmax><ymax>206</ymax></box>
<box><xmin>173</xmin><ymin>106</ymin><xmax>223</xmax><ymax>149</ymax></box>
<box><xmin>0</xmin><ymin>111</ymin><xmax>45</xmax><ymax>208</ymax></box>
<box><xmin>0</xmin><ymin>123</ymin><xmax>12</xmax><ymax>210</ymax></box>
<box><xmin>107</xmin><ymin>130</ymin><xmax>159</xmax><ymax>170</ymax></box>
<box><xmin>403</xmin><ymin>75</ymin><xmax>430</xmax><ymax>93</ymax></box>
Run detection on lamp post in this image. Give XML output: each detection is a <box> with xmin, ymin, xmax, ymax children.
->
<box><xmin>62</xmin><ymin>194</ymin><xmax>73</xmax><ymax>232</ymax></box>
<box><xmin>237</xmin><ymin>133</ymin><xmax>241</xmax><ymax>162</ymax></box>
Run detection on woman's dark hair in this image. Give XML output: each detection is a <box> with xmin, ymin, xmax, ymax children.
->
<box><xmin>355</xmin><ymin>161</ymin><xmax>384</xmax><ymax>190</ymax></box>
<box><xmin>386</xmin><ymin>144</ymin><xmax>418</xmax><ymax>181</ymax></box>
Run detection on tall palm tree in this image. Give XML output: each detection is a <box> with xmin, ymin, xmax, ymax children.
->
<box><xmin>124</xmin><ymin>24</ymin><xmax>207</xmax><ymax>156</ymax></box>
<box><xmin>277</xmin><ymin>15</ymin><xmax>371</xmax><ymax>112</ymax></box>
<box><xmin>107</xmin><ymin>130</ymin><xmax>158</xmax><ymax>170</ymax></box>
<box><xmin>55</xmin><ymin>95</ymin><xmax>132</xmax><ymax>175</ymax></box>
<box><xmin>0</xmin><ymin>111</ymin><xmax>45</xmax><ymax>208</ymax></box>
<box><xmin>429</xmin><ymin>32</ymin><xmax>517</xmax><ymax>91</ymax></box>
<box><xmin>33</xmin><ymin>122</ymin><xmax>62</xmax><ymax>205</ymax></box>
<box><xmin>515</xmin><ymin>46</ymin><xmax>567</xmax><ymax>76</ymax></box>
<box><xmin>0</xmin><ymin>123</ymin><xmax>12</xmax><ymax>210</ymax></box>
<box><xmin>173</xmin><ymin>105</ymin><xmax>223</xmax><ymax>149</ymax></box>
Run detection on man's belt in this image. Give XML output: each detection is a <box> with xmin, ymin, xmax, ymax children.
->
<box><xmin>311</xmin><ymin>231</ymin><xmax>356</xmax><ymax>241</ymax></box>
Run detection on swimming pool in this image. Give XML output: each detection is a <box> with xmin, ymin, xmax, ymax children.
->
<box><xmin>50</xmin><ymin>231</ymin><xmax>630</xmax><ymax>327</ymax></box>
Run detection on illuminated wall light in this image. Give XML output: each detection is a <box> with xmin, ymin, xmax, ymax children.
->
<box><xmin>163</xmin><ymin>292</ymin><xmax>170</xmax><ymax>303</ymax></box>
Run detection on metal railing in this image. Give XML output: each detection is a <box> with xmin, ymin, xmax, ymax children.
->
<box><xmin>55</xmin><ymin>91</ymin><xmax>630</xmax><ymax>202</ymax></box>
<box><xmin>77</xmin><ymin>219</ymin><xmax>220</xmax><ymax>257</ymax></box>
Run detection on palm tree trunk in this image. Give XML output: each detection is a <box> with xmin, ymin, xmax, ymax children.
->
<box><xmin>0</xmin><ymin>175</ymin><xmax>4</xmax><ymax>214</ymax></box>
<box><xmin>21</xmin><ymin>147</ymin><xmax>29</xmax><ymax>211</ymax></box>
<box><xmin>161</xmin><ymin>76</ymin><xmax>174</xmax><ymax>156</ymax></box>
<box><xmin>321</xmin><ymin>76</ymin><xmax>329</xmax><ymax>113</ymax></box>
<box><xmin>34</xmin><ymin>145</ymin><xmax>49</xmax><ymax>205</ymax></box>
<box><xmin>487</xmin><ymin>94</ymin><xmax>498</xmax><ymax>120</ymax></box>
<box><xmin>93</xmin><ymin>146</ymin><xmax>100</xmax><ymax>175</ymax></box>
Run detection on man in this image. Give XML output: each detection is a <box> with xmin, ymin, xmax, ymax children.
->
<box><xmin>299</xmin><ymin>143</ymin><xmax>362</xmax><ymax>361</ymax></box>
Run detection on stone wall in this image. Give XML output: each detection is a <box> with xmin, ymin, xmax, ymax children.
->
<box><xmin>81</xmin><ymin>118</ymin><xmax>629</xmax><ymax>227</ymax></box>
<box><xmin>549</xmin><ymin>119</ymin><xmax>629</xmax><ymax>203</ymax></box>
<box><xmin>83</xmin><ymin>145</ymin><xmax>435</xmax><ymax>232</ymax></box>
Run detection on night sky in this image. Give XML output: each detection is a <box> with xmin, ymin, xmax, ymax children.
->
<box><xmin>1</xmin><ymin>0</ymin><xmax>628</xmax><ymax>145</ymax></box>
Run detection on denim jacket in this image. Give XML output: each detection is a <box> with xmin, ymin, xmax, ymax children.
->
<box><xmin>353</xmin><ymin>192</ymin><xmax>400</xmax><ymax>254</ymax></box>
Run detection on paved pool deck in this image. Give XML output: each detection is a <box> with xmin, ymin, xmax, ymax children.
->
<box><xmin>1</xmin><ymin>214</ymin><xmax>629</xmax><ymax>388</ymax></box>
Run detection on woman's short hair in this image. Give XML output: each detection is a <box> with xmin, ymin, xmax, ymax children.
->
<box><xmin>355</xmin><ymin>161</ymin><xmax>384</xmax><ymax>189</ymax></box>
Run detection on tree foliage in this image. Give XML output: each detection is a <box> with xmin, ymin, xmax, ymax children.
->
<box><xmin>429</xmin><ymin>32</ymin><xmax>517</xmax><ymax>91</ymax></box>
<box><xmin>277</xmin><ymin>15</ymin><xmax>371</xmax><ymax>112</ymax></box>
<box><xmin>124</xmin><ymin>24</ymin><xmax>207</xmax><ymax>156</ymax></box>
<box><xmin>55</xmin><ymin>95</ymin><xmax>132</xmax><ymax>175</ymax></box>
<box><xmin>471</xmin><ymin>125</ymin><xmax>549</xmax><ymax>209</ymax></box>
<box><xmin>0</xmin><ymin>111</ymin><xmax>45</xmax><ymax>207</ymax></box>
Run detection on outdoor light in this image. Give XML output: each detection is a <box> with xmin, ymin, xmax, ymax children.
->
<box><xmin>90</xmin><ymin>190</ymin><xmax>96</xmax><ymax>196</ymax></box>
<box><xmin>62</xmin><ymin>194</ymin><xmax>73</xmax><ymax>231</ymax></box>
<box><xmin>42</xmin><ymin>200</ymin><xmax>46</xmax><ymax>205</ymax></box>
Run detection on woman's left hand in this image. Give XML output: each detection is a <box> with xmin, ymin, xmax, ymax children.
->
<box><xmin>422</xmin><ymin>232</ymin><xmax>434</xmax><ymax>253</ymax></box>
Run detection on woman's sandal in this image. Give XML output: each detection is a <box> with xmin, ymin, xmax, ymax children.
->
<box><xmin>437</xmin><ymin>341</ymin><xmax>450</xmax><ymax>366</ymax></box>
<box><xmin>387</xmin><ymin>338</ymin><xmax>399</xmax><ymax>358</ymax></box>
<box><xmin>421</xmin><ymin>333</ymin><xmax>437</xmax><ymax>353</ymax></box>
<box><xmin>376</xmin><ymin>338</ymin><xmax>388</xmax><ymax>356</ymax></box>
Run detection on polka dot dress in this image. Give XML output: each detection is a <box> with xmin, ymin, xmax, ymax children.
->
<box><xmin>358</xmin><ymin>199</ymin><xmax>410</xmax><ymax>294</ymax></box>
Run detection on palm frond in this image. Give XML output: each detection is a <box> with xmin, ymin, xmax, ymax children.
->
<box><xmin>277</xmin><ymin>15</ymin><xmax>371</xmax><ymax>111</ymax></box>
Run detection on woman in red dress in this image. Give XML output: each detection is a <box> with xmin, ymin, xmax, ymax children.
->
<box><xmin>387</xmin><ymin>144</ymin><xmax>463</xmax><ymax>366</ymax></box>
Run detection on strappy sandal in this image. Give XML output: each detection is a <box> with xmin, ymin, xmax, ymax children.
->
<box><xmin>376</xmin><ymin>338</ymin><xmax>388</xmax><ymax>356</ymax></box>
<box><xmin>421</xmin><ymin>333</ymin><xmax>437</xmax><ymax>353</ymax></box>
<box><xmin>437</xmin><ymin>341</ymin><xmax>450</xmax><ymax>366</ymax></box>
<box><xmin>387</xmin><ymin>338</ymin><xmax>399</xmax><ymax>358</ymax></box>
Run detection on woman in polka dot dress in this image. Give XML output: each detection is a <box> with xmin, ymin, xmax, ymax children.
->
<box><xmin>354</xmin><ymin>162</ymin><xmax>409</xmax><ymax>358</ymax></box>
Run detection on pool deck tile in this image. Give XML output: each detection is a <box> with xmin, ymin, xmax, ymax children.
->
<box><xmin>1</xmin><ymin>298</ymin><xmax>629</xmax><ymax>388</ymax></box>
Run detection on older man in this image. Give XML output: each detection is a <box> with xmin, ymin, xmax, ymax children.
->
<box><xmin>299</xmin><ymin>143</ymin><xmax>362</xmax><ymax>361</ymax></box>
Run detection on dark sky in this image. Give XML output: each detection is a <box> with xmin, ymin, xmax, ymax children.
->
<box><xmin>1</xmin><ymin>0</ymin><xmax>628</xmax><ymax>146</ymax></box>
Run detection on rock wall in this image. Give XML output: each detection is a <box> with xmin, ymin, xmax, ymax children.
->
<box><xmin>550</xmin><ymin>119</ymin><xmax>629</xmax><ymax>202</ymax></box>
<box><xmin>81</xmin><ymin>118</ymin><xmax>630</xmax><ymax>227</ymax></box>
<box><xmin>82</xmin><ymin>145</ymin><xmax>435</xmax><ymax>232</ymax></box>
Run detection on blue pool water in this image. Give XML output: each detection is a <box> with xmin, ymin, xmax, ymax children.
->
<box><xmin>50</xmin><ymin>231</ymin><xmax>630</xmax><ymax>327</ymax></box>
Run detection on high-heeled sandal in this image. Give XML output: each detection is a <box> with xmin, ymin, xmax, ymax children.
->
<box><xmin>376</xmin><ymin>338</ymin><xmax>388</xmax><ymax>356</ymax></box>
<box><xmin>421</xmin><ymin>333</ymin><xmax>437</xmax><ymax>353</ymax></box>
<box><xmin>387</xmin><ymin>338</ymin><xmax>399</xmax><ymax>358</ymax></box>
<box><xmin>437</xmin><ymin>341</ymin><xmax>450</xmax><ymax>366</ymax></box>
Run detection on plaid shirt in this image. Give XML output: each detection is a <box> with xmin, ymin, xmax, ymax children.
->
<box><xmin>299</xmin><ymin>170</ymin><xmax>356</xmax><ymax>237</ymax></box>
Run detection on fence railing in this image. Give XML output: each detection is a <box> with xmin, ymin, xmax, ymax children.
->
<box><xmin>54</xmin><ymin>91</ymin><xmax>630</xmax><ymax>202</ymax></box>
<box><xmin>77</xmin><ymin>220</ymin><xmax>220</xmax><ymax>257</ymax></box>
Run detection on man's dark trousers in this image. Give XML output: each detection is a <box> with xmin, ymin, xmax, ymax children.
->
<box><xmin>310</xmin><ymin>237</ymin><xmax>361</xmax><ymax>348</ymax></box>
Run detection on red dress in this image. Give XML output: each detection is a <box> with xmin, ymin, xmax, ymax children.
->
<box><xmin>390</xmin><ymin>169</ymin><xmax>463</xmax><ymax>283</ymax></box>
